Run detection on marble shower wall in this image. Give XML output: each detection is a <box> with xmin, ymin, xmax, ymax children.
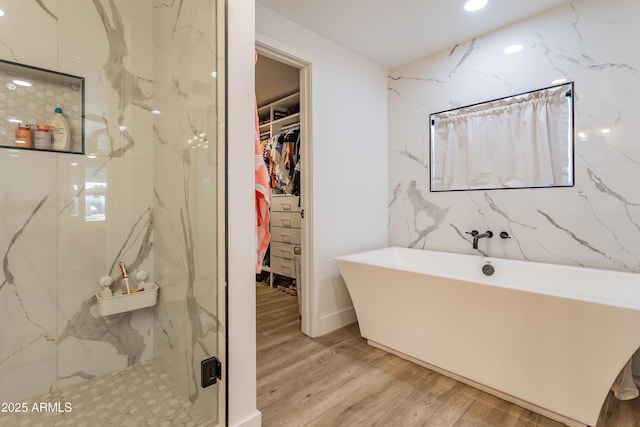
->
<box><xmin>151</xmin><ymin>0</ymin><xmax>220</xmax><ymax>419</ymax></box>
<box><xmin>0</xmin><ymin>0</ymin><xmax>219</xmax><ymax>412</ymax></box>
<box><xmin>388</xmin><ymin>0</ymin><xmax>640</xmax><ymax>368</ymax></box>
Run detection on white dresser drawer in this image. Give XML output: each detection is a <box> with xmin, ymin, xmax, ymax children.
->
<box><xmin>271</xmin><ymin>211</ymin><xmax>301</xmax><ymax>228</ymax></box>
<box><xmin>271</xmin><ymin>226</ymin><xmax>301</xmax><ymax>245</ymax></box>
<box><xmin>271</xmin><ymin>241</ymin><xmax>300</xmax><ymax>260</ymax></box>
<box><xmin>271</xmin><ymin>195</ymin><xmax>300</xmax><ymax>212</ymax></box>
<box><xmin>271</xmin><ymin>255</ymin><xmax>296</xmax><ymax>278</ymax></box>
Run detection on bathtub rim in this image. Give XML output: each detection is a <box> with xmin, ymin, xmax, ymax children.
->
<box><xmin>335</xmin><ymin>246</ymin><xmax>640</xmax><ymax>311</ymax></box>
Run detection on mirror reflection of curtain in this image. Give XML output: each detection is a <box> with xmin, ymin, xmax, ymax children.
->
<box><xmin>431</xmin><ymin>84</ymin><xmax>571</xmax><ymax>191</ymax></box>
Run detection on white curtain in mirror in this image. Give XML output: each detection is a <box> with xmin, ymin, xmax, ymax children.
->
<box><xmin>431</xmin><ymin>83</ymin><xmax>572</xmax><ymax>191</ymax></box>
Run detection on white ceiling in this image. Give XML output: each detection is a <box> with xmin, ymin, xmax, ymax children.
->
<box><xmin>256</xmin><ymin>0</ymin><xmax>569</xmax><ymax>69</ymax></box>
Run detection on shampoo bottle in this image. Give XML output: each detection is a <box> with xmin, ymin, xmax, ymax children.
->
<box><xmin>48</xmin><ymin>106</ymin><xmax>70</xmax><ymax>151</ymax></box>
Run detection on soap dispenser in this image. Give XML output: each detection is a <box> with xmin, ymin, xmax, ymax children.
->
<box><xmin>48</xmin><ymin>106</ymin><xmax>70</xmax><ymax>151</ymax></box>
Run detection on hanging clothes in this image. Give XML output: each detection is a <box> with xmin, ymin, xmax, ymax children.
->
<box><xmin>266</xmin><ymin>133</ymin><xmax>292</xmax><ymax>193</ymax></box>
<box><xmin>264</xmin><ymin>126</ymin><xmax>300</xmax><ymax>194</ymax></box>
<box><xmin>291</xmin><ymin>131</ymin><xmax>301</xmax><ymax>197</ymax></box>
<box><xmin>254</xmin><ymin>55</ymin><xmax>271</xmax><ymax>273</ymax></box>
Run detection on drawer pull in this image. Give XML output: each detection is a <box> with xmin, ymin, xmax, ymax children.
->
<box><xmin>282</xmin><ymin>235</ymin><xmax>291</xmax><ymax>243</ymax></box>
<box><xmin>281</xmin><ymin>219</ymin><xmax>292</xmax><ymax>227</ymax></box>
<box><xmin>282</xmin><ymin>266</ymin><xmax>292</xmax><ymax>275</ymax></box>
<box><xmin>281</xmin><ymin>250</ymin><xmax>293</xmax><ymax>259</ymax></box>
<box><xmin>282</xmin><ymin>203</ymin><xmax>292</xmax><ymax>210</ymax></box>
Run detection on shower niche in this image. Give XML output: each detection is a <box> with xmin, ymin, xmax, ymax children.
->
<box><xmin>0</xmin><ymin>59</ymin><xmax>84</xmax><ymax>154</ymax></box>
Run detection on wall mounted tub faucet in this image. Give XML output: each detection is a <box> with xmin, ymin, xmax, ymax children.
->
<box><xmin>466</xmin><ymin>230</ymin><xmax>493</xmax><ymax>249</ymax></box>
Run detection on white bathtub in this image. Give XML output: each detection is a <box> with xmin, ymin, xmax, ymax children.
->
<box><xmin>335</xmin><ymin>247</ymin><xmax>640</xmax><ymax>427</ymax></box>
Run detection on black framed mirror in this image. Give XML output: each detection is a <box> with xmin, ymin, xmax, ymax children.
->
<box><xmin>430</xmin><ymin>82</ymin><xmax>574</xmax><ymax>192</ymax></box>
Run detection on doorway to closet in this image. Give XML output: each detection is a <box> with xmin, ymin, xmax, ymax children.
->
<box><xmin>255</xmin><ymin>45</ymin><xmax>312</xmax><ymax>336</ymax></box>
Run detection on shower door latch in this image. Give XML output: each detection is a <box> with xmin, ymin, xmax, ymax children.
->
<box><xmin>201</xmin><ymin>356</ymin><xmax>222</xmax><ymax>388</ymax></box>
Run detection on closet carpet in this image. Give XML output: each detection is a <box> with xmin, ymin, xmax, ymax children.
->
<box><xmin>256</xmin><ymin>283</ymin><xmax>640</xmax><ymax>427</ymax></box>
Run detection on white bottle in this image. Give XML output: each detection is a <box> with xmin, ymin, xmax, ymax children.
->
<box><xmin>48</xmin><ymin>106</ymin><xmax>70</xmax><ymax>151</ymax></box>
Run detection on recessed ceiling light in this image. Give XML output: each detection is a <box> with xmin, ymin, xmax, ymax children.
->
<box><xmin>578</xmin><ymin>132</ymin><xmax>587</xmax><ymax>139</ymax></box>
<box><xmin>0</xmin><ymin>9</ymin><xmax>5</xmax><ymax>17</ymax></box>
<box><xmin>601</xmin><ymin>128</ymin><xmax>611</xmax><ymax>134</ymax></box>
<box><xmin>464</xmin><ymin>0</ymin><xmax>488</xmax><ymax>12</ymax></box>
<box><xmin>504</xmin><ymin>44</ymin><xmax>523</xmax><ymax>54</ymax></box>
<box><xmin>552</xmin><ymin>78</ymin><xmax>567</xmax><ymax>85</ymax></box>
<box><xmin>150</xmin><ymin>109</ymin><xmax>161</xmax><ymax>115</ymax></box>
<box><xmin>12</xmin><ymin>79</ymin><xmax>32</xmax><ymax>87</ymax></box>
<box><xmin>211</xmin><ymin>71</ymin><xmax>217</xmax><ymax>78</ymax></box>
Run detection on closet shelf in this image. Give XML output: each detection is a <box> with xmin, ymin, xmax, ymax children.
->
<box><xmin>258</xmin><ymin>92</ymin><xmax>300</xmax><ymax>137</ymax></box>
<box><xmin>272</xmin><ymin>112</ymin><xmax>300</xmax><ymax>128</ymax></box>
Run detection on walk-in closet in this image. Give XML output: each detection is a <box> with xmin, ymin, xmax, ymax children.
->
<box><xmin>255</xmin><ymin>53</ymin><xmax>303</xmax><ymax>317</ymax></box>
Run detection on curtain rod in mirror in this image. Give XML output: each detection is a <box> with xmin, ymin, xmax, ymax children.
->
<box><xmin>429</xmin><ymin>82</ymin><xmax>575</xmax><ymax>192</ymax></box>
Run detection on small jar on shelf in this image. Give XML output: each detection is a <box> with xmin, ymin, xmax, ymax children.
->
<box><xmin>34</xmin><ymin>124</ymin><xmax>52</xmax><ymax>149</ymax></box>
<box><xmin>15</xmin><ymin>123</ymin><xmax>33</xmax><ymax>148</ymax></box>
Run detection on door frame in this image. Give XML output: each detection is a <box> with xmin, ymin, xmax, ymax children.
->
<box><xmin>255</xmin><ymin>39</ymin><xmax>316</xmax><ymax>337</ymax></box>
<box><xmin>216</xmin><ymin>0</ymin><xmax>227</xmax><ymax>424</ymax></box>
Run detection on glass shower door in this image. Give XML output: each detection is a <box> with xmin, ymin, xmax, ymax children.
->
<box><xmin>0</xmin><ymin>0</ymin><xmax>224</xmax><ymax>425</ymax></box>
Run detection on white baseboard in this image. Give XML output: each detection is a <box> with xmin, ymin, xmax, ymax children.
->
<box><xmin>317</xmin><ymin>306</ymin><xmax>357</xmax><ymax>336</ymax></box>
<box><xmin>229</xmin><ymin>409</ymin><xmax>261</xmax><ymax>427</ymax></box>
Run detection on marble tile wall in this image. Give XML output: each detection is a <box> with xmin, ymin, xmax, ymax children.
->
<box><xmin>0</xmin><ymin>0</ymin><xmax>219</xmax><ymax>418</ymax></box>
<box><xmin>388</xmin><ymin>0</ymin><xmax>640</xmax><ymax>368</ymax></box>
<box><xmin>151</xmin><ymin>0</ymin><xmax>220</xmax><ymax>420</ymax></box>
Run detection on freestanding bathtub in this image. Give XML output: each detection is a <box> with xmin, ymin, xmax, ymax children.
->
<box><xmin>335</xmin><ymin>247</ymin><xmax>640</xmax><ymax>427</ymax></box>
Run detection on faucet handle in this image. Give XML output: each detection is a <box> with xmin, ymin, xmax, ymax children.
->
<box><xmin>500</xmin><ymin>231</ymin><xmax>511</xmax><ymax>239</ymax></box>
<box><xmin>486</xmin><ymin>231</ymin><xmax>493</xmax><ymax>238</ymax></box>
<box><xmin>465</xmin><ymin>230</ymin><xmax>479</xmax><ymax>236</ymax></box>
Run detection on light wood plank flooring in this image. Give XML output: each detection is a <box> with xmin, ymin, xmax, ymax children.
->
<box><xmin>257</xmin><ymin>283</ymin><xmax>640</xmax><ymax>427</ymax></box>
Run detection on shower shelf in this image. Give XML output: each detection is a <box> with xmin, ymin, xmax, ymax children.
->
<box><xmin>0</xmin><ymin>58</ymin><xmax>85</xmax><ymax>154</ymax></box>
<box><xmin>96</xmin><ymin>283</ymin><xmax>159</xmax><ymax>317</ymax></box>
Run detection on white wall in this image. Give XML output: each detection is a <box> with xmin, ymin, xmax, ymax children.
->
<box><xmin>226</xmin><ymin>1</ymin><xmax>387</xmax><ymax>423</ymax></box>
<box><xmin>256</xmin><ymin>3</ymin><xmax>389</xmax><ymax>336</ymax></box>
<box><xmin>227</xmin><ymin>1</ymin><xmax>261</xmax><ymax>426</ymax></box>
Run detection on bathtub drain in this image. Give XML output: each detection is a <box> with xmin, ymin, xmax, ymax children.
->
<box><xmin>482</xmin><ymin>264</ymin><xmax>495</xmax><ymax>276</ymax></box>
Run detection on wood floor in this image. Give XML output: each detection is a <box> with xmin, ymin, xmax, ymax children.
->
<box><xmin>256</xmin><ymin>283</ymin><xmax>640</xmax><ymax>427</ymax></box>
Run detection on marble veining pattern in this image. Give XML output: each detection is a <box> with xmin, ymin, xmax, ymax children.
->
<box><xmin>388</xmin><ymin>0</ymin><xmax>640</xmax><ymax>369</ymax></box>
<box><xmin>388</xmin><ymin>0</ymin><xmax>640</xmax><ymax>270</ymax></box>
<box><xmin>35</xmin><ymin>0</ymin><xmax>57</xmax><ymax>21</ymax></box>
<box><xmin>0</xmin><ymin>0</ymin><xmax>219</xmax><ymax>421</ymax></box>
